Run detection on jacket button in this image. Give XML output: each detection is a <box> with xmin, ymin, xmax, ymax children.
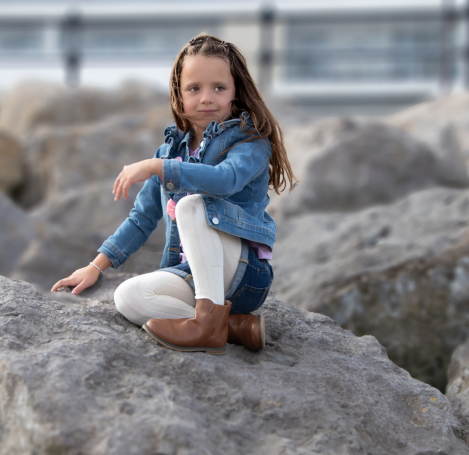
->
<box><xmin>167</xmin><ymin>182</ymin><xmax>174</xmax><ymax>190</ymax></box>
<box><xmin>212</xmin><ymin>217</ymin><xmax>219</xmax><ymax>225</ymax></box>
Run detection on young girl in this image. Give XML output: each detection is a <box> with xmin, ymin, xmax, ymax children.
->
<box><xmin>51</xmin><ymin>34</ymin><xmax>296</xmax><ymax>355</ymax></box>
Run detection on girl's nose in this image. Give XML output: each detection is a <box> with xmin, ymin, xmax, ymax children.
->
<box><xmin>200</xmin><ymin>90</ymin><xmax>213</xmax><ymax>104</ymax></box>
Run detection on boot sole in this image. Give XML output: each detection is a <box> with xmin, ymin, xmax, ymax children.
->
<box><xmin>259</xmin><ymin>314</ymin><xmax>266</xmax><ymax>350</ymax></box>
<box><xmin>142</xmin><ymin>324</ymin><xmax>226</xmax><ymax>355</ymax></box>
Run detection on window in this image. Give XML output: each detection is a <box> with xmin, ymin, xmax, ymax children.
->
<box><xmin>286</xmin><ymin>19</ymin><xmax>446</xmax><ymax>83</ymax></box>
<box><xmin>0</xmin><ymin>26</ymin><xmax>43</xmax><ymax>54</ymax></box>
<box><xmin>82</xmin><ymin>25</ymin><xmax>215</xmax><ymax>59</ymax></box>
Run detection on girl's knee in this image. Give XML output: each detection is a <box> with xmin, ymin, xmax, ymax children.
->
<box><xmin>175</xmin><ymin>194</ymin><xmax>204</xmax><ymax>220</ymax></box>
<box><xmin>114</xmin><ymin>278</ymin><xmax>147</xmax><ymax>326</ymax></box>
<box><xmin>114</xmin><ymin>279</ymin><xmax>135</xmax><ymax>315</ymax></box>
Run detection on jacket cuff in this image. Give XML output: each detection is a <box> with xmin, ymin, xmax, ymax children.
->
<box><xmin>162</xmin><ymin>158</ymin><xmax>180</xmax><ymax>193</ymax></box>
<box><xmin>98</xmin><ymin>240</ymin><xmax>127</xmax><ymax>269</ymax></box>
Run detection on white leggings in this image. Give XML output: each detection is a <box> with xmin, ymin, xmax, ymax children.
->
<box><xmin>114</xmin><ymin>195</ymin><xmax>242</xmax><ymax>326</ymax></box>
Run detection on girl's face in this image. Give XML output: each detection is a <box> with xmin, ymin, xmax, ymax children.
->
<box><xmin>180</xmin><ymin>55</ymin><xmax>236</xmax><ymax>133</ymax></box>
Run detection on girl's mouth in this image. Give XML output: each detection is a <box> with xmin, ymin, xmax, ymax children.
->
<box><xmin>198</xmin><ymin>110</ymin><xmax>218</xmax><ymax>114</ymax></box>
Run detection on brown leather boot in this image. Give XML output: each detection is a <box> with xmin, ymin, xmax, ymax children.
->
<box><xmin>143</xmin><ymin>299</ymin><xmax>231</xmax><ymax>355</ymax></box>
<box><xmin>227</xmin><ymin>314</ymin><xmax>265</xmax><ymax>351</ymax></box>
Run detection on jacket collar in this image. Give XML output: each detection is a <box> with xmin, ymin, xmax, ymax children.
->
<box><xmin>164</xmin><ymin>111</ymin><xmax>253</xmax><ymax>153</ymax></box>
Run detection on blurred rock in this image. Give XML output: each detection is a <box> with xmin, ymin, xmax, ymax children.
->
<box><xmin>272</xmin><ymin>187</ymin><xmax>469</xmax><ymax>389</ymax></box>
<box><xmin>0</xmin><ymin>79</ymin><xmax>170</xmax><ymax>141</ymax></box>
<box><xmin>388</xmin><ymin>92</ymin><xmax>469</xmax><ymax>172</ymax></box>
<box><xmin>0</xmin><ymin>193</ymin><xmax>35</xmax><ymax>276</ymax></box>
<box><xmin>11</xmin><ymin>180</ymin><xmax>165</xmax><ymax>292</ymax></box>
<box><xmin>1</xmin><ymin>275</ymin><xmax>467</xmax><ymax>455</ymax></box>
<box><xmin>15</xmin><ymin>108</ymin><xmax>171</xmax><ymax>209</ymax></box>
<box><xmin>447</xmin><ymin>338</ymin><xmax>469</xmax><ymax>446</ymax></box>
<box><xmin>267</xmin><ymin>118</ymin><xmax>357</xmax><ymax>219</ymax></box>
<box><xmin>0</xmin><ymin>129</ymin><xmax>22</xmax><ymax>194</ymax></box>
<box><xmin>280</xmin><ymin>121</ymin><xmax>468</xmax><ymax>217</ymax></box>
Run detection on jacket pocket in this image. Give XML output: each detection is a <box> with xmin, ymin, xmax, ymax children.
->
<box><xmin>222</xmin><ymin>199</ymin><xmax>242</xmax><ymax>220</ymax></box>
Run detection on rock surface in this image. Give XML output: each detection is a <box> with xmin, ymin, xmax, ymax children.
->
<box><xmin>0</xmin><ymin>129</ymin><xmax>22</xmax><ymax>195</ymax></box>
<box><xmin>447</xmin><ymin>338</ymin><xmax>469</xmax><ymax>446</ymax></box>
<box><xmin>15</xmin><ymin>108</ymin><xmax>171</xmax><ymax>209</ymax></box>
<box><xmin>0</xmin><ymin>193</ymin><xmax>35</xmax><ymax>277</ymax></box>
<box><xmin>272</xmin><ymin>187</ymin><xmax>469</xmax><ymax>389</ymax></box>
<box><xmin>0</xmin><ymin>79</ymin><xmax>169</xmax><ymax>142</ymax></box>
<box><xmin>281</xmin><ymin>121</ymin><xmax>468</xmax><ymax>216</ymax></box>
<box><xmin>11</xmin><ymin>181</ymin><xmax>166</xmax><ymax>292</ymax></box>
<box><xmin>0</xmin><ymin>275</ymin><xmax>467</xmax><ymax>455</ymax></box>
<box><xmin>268</xmin><ymin>118</ymin><xmax>365</xmax><ymax>219</ymax></box>
<box><xmin>388</xmin><ymin>92</ymin><xmax>469</xmax><ymax>170</ymax></box>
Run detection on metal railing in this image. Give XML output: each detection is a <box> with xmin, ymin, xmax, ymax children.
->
<box><xmin>0</xmin><ymin>1</ymin><xmax>466</xmax><ymax>97</ymax></box>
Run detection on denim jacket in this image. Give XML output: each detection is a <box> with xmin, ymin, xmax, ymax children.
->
<box><xmin>98</xmin><ymin>112</ymin><xmax>276</xmax><ymax>269</ymax></box>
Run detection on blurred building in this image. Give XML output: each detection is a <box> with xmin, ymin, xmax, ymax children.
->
<box><xmin>0</xmin><ymin>0</ymin><xmax>466</xmax><ymax>114</ymax></box>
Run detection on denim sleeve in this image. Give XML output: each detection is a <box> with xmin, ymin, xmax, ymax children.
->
<box><xmin>98</xmin><ymin>174</ymin><xmax>163</xmax><ymax>268</ymax></box>
<box><xmin>161</xmin><ymin>138</ymin><xmax>271</xmax><ymax>197</ymax></box>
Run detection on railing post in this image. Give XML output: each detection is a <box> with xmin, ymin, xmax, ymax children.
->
<box><xmin>61</xmin><ymin>11</ymin><xmax>82</xmax><ymax>88</ymax></box>
<box><xmin>258</xmin><ymin>5</ymin><xmax>275</xmax><ymax>93</ymax></box>
<box><xmin>465</xmin><ymin>0</ymin><xmax>469</xmax><ymax>88</ymax></box>
<box><xmin>440</xmin><ymin>0</ymin><xmax>456</xmax><ymax>93</ymax></box>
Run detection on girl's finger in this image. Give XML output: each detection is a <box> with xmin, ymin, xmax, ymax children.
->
<box><xmin>123</xmin><ymin>182</ymin><xmax>130</xmax><ymax>200</ymax></box>
<box><xmin>51</xmin><ymin>277</ymin><xmax>72</xmax><ymax>291</ymax></box>
<box><xmin>114</xmin><ymin>182</ymin><xmax>123</xmax><ymax>201</ymax></box>
<box><xmin>113</xmin><ymin>175</ymin><xmax>121</xmax><ymax>195</ymax></box>
<box><xmin>116</xmin><ymin>179</ymin><xmax>130</xmax><ymax>201</ymax></box>
<box><xmin>72</xmin><ymin>279</ymin><xmax>86</xmax><ymax>295</ymax></box>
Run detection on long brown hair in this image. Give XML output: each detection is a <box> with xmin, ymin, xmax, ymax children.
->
<box><xmin>169</xmin><ymin>33</ymin><xmax>298</xmax><ymax>194</ymax></box>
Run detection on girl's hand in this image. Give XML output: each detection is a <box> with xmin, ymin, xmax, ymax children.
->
<box><xmin>51</xmin><ymin>264</ymin><xmax>101</xmax><ymax>295</ymax></box>
<box><xmin>113</xmin><ymin>158</ymin><xmax>162</xmax><ymax>201</ymax></box>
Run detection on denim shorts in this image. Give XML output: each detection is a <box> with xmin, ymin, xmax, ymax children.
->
<box><xmin>160</xmin><ymin>239</ymin><xmax>273</xmax><ymax>314</ymax></box>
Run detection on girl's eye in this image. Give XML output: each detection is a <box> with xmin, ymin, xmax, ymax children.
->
<box><xmin>215</xmin><ymin>86</ymin><xmax>225</xmax><ymax>92</ymax></box>
<box><xmin>189</xmin><ymin>87</ymin><xmax>199</xmax><ymax>92</ymax></box>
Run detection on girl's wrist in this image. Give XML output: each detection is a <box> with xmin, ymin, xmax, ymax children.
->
<box><xmin>151</xmin><ymin>158</ymin><xmax>163</xmax><ymax>178</ymax></box>
<box><xmin>91</xmin><ymin>253</ymin><xmax>112</xmax><ymax>273</ymax></box>
<box><xmin>89</xmin><ymin>262</ymin><xmax>103</xmax><ymax>274</ymax></box>
<box><xmin>87</xmin><ymin>263</ymin><xmax>103</xmax><ymax>278</ymax></box>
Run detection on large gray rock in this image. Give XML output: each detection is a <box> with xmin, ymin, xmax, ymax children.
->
<box><xmin>272</xmin><ymin>187</ymin><xmax>469</xmax><ymax>389</ymax></box>
<box><xmin>447</xmin><ymin>338</ymin><xmax>469</xmax><ymax>446</ymax></box>
<box><xmin>281</xmin><ymin>121</ymin><xmax>468</xmax><ymax>216</ymax></box>
<box><xmin>11</xmin><ymin>180</ymin><xmax>165</xmax><ymax>292</ymax></box>
<box><xmin>0</xmin><ymin>79</ymin><xmax>169</xmax><ymax>141</ymax></box>
<box><xmin>0</xmin><ymin>129</ymin><xmax>22</xmax><ymax>195</ymax></box>
<box><xmin>15</xmin><ymin>108</ymin><xmax>171</xmax><ymax>209</ymax></box>
<box><xmin>0</xmin><ymin>274</ymin><xmax>467</xmax><ymax>455</ymax></box>
<box><xmin>0</xmin><ymin>193</ymin><xmax>35</xmax><ymax>277</ymax></box>
<box><xmin>388</xmin><ymin>92</ymin><xmax>469</xmax><ymax>171</ymax></box>
<box><xmin>267</xmin><ymin>118</ymin><xmax>363</xmax><ymax>219</ymax></box>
